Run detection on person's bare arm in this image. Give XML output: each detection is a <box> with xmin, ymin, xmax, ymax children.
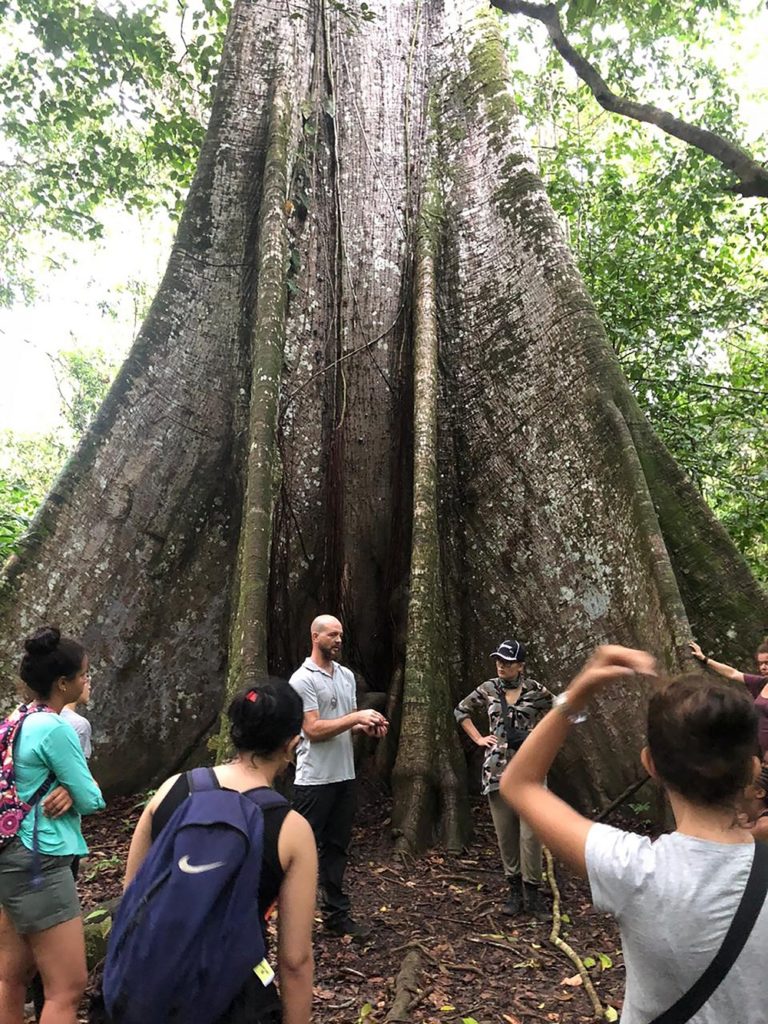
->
<box><xmin>277</xmin><ymin>811</ymin><xmax>318</xmax><ymax>1024</ymax></box>
<box><xmin>123</xmin><ymin>775</ymin><xmax>179</xmax><ymax>888</ymax></box>
<box><xmin>455</xmin><ymin>687</ymin><xmax>496</xmax><ymax>748</ymax></box>
<box><xmin>499</xmin><ymin>646</ymin><xmax>656</xmax><ymax>877</ymax></box>
<box><xmin>459</xmin><ymin>716</ymin><xmax>496</xmax><ymax>749</ymax></box>
<box><xmin>689</xmin><ymin>641</ymin><xmax>745</xmax><ymax>682</ymax></box>
<box><xmin>302</xmin><ymin>708</ymin><xmax>384</xmax><ymax>742</ymax></box>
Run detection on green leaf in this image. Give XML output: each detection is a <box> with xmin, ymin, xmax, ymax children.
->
<box><xmin>83</xmin><ymin>908</ymin><xmax>110</xmax><ymax>923</ymax></box>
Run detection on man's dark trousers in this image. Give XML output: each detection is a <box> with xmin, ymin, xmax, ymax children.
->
<box><xmin>293</xmin><ymin>780</ymin><xmax>356</xmax><ymax>925</ymax></box>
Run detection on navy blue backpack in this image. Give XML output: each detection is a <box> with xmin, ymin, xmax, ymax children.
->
<box><xmin>103</xmin><ymin>767</ymin><xmax>287</xmax><ymax>1024</ymax></box>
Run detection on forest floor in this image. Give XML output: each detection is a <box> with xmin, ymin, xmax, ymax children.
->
<box><xmin>74</xmin><ymin>775</ymin><xmax>632</xmax><ymax>1024</ymax></box>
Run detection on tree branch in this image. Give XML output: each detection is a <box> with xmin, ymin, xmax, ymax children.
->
<box><xmin>490</xmin><ymin>0</ymin><xmax>768</xmax><ymax>199</ymax></box>
<box><xmin>543</xmin><ymin>847</ymin><xmax>607</xmax><ymax>1019</ymax></box>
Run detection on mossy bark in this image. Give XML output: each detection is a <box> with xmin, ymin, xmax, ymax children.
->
<box><xmin>0</xmin><ymin>0</ymin><xmax>765</xmax><ymax>827</ymax></box>
<box><xmin>391</xmin><ymin>196</ymin><xmax>470</xmax><ymax>854</ymax></box>
<box><xmin>0</xmin><ymin>1</ymin><xmax>308</xmax><ymax>791</ymax></box>
<box><xmin>215</xmin><ymin>86</ymin><xmax>293</xmax><ymax>760</ymax></box>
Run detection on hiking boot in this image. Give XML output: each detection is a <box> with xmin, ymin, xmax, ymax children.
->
<box><xmin>501</xmin><ymin>875</ymin><xmax>524</xmax><ymax>916</ymax></box>
<box><xmin>523</xmin><ymin>881</ymin><xmax>549</xmax><ymax>920</ymax></box>
<box><xmin>323</xmin><ymin>916</ymin><xmax>371</xmax><ymax>940</ymax></box>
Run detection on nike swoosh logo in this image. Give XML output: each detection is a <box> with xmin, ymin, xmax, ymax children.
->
<box><xmin>177</xmin><ymin>855</ymin><xmax>226</xmax><ymax>874</ymax></box>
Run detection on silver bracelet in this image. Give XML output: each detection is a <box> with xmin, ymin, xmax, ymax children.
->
<box><xmin>552</xmin><ymin>692</ymin><xmax>588</xmax><ymax>725</ymax></box>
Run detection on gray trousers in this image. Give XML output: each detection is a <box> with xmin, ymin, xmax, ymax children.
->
<box><xmin>487</xmin><ymin>788</ymin><xmax>543</xmax><ymax>885</ymax></box>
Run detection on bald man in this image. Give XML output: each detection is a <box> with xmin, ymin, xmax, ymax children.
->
<box><xmin>289</xmin><ymin>615</ymin><xmax>387</xmax><ymax>938</ymax></box>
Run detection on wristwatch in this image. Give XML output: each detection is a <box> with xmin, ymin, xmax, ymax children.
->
<box><xmin>553</xmin><ymin>692</ymin><xmax>588</xmax><ymax>725</ymax></box>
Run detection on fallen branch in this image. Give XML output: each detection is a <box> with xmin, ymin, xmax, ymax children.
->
<box><xmin>435</xmin><ymin>913</ymin><xmax>491</xmax><ymax>928</ymax></box>
<box><xmin>465</xmin><ymin>935</ymin><xmax>526</xmax><ymax>956</ymax></box>
<box><xmin>440</xmin><ymin>961</ymin><xmax>485</xmax><ymax>976</ymax></box>
<box><xmin>543</xmin><ymin>847</ymin><xmax>606</xmax><ymax>1020</ymax></box>
<box><xmin>390</xmin><ymin>939</ymin><xmax>439</xmax><ymax>963</ymax></box>
<box><xmin>490</xmin><ymin>0</ymin><xmax>768</xmax><ymax>198</ymax></box>
<box><xmin>327</xmin><ymin>997</ymin><xmax>357</xmax><ymax>1010</ymax></box>
<box><xmin>434</xmin><ymin>873</ymin><xmax>487</xmax><ymax>885</ymax></box>
<box><xmin>595</xmin><ymin>773</ymin><xmax>651</xmax><ymax>823</ymax></box>
<box><xmin>384</xmin><ymin>948</ymin><xmax>422</xmax><ymax>1023</ymax></box>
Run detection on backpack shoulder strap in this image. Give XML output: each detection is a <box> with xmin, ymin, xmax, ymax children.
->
<box><xmin>187</xmin><ymin>766</ymin><xmax>219</xmax><ymax>792</ymax></box>
<box><xmin>649</xmin><ymin>842</ymin><xmax>768</xmax><ymax>1024</ymax></box>
<box><xmin>244</xmin><ymin>788</ymin><xmax>288</xmax><ymax>812</ymax></box>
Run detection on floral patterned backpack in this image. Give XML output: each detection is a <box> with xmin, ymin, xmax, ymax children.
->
<box><xmin>0</xmin><ymin>703</ymin><xmax>56</xmax><ymax>849</ymax></box>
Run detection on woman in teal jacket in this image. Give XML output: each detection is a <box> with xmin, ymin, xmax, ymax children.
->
<box><xmin>0</xmin><ymin>625</ymin><xmax>105</xmax><ymax>1024</ymax></box>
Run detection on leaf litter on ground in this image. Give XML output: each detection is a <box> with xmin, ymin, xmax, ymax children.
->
<box><xmin>78</xmin><ymin>774</ymin><xmax>628</xmax><ymax>1023</ymax></box>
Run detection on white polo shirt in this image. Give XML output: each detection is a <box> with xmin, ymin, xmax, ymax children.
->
<box><xmin>289</xmin><ymin>658</ymin><xmax>356</xmax><ymax>785</ymax></box>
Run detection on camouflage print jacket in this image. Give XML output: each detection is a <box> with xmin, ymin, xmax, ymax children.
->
<box><xmin>454</xmin><ymin>678</ymin><xmax>553</xmax><ymax>795</ymax></box>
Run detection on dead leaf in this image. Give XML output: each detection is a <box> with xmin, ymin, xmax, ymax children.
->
<box><xmin>561</xmin><ymin>974</ymin><xmax>583</xmax><ymax>987</ymax></box>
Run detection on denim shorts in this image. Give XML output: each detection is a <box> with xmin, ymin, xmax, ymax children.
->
<box><xmin>0</xmin><ymin>838</ymin><xmax>80</xmax><ymax>933</ymax></box>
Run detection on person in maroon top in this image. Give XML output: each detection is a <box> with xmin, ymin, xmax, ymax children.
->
<box><xmin>689</xmin><ymin>638</ymin><xmax>768</xmax><ymax>756</ymax></box>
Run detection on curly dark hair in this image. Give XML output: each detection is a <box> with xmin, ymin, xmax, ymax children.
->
<box><xmin>19</xmin><ymin>625</ymin><xmax>86</xmax><ymax>700</ymax></box>
<box><xmin>648</xmin><ymin>673</ymin><xmax>757</xmax><ymax>807</ymax></box>
<box><xmin>227</xmin><ymin>677</ymin><xmax>303</xmax><ymax>757</ymax></box>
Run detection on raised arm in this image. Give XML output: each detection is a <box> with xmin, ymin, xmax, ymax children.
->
<box><xmin>688</xmin><ymin>641</ymin><xmax>745</xmax><ymax>683</ymax></box>
<box><xmin>276</xmin><ymin>810</ymin><xmax>318</xmax><ymax>1024</ymax></box>
<box><xmin>499</xmin><ymin>646</ymin><xmax>656</xmax><ymax>877</ymax></box>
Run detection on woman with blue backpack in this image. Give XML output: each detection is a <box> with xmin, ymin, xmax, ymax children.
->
<box><xmin>0</xmin><ymin>625</ymin><xmax>105</xmax><ymax>1024</ymax></box>
<box><xmin>109</xmin><ymin>679</ymin><xmax>317</xmax><ymax>1024</ymax></box>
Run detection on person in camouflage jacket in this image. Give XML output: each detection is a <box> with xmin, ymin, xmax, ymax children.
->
<box><xmin>455</xmin><ymin>639</ymin><xmax>552</xmax><ymax>917</ymax></box>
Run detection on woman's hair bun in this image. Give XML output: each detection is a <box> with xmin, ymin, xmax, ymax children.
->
<box><xmin>24</xmin><ymin>625</ymin><xmax>61</xmax><ymax>656</ymax></box>
<box><xmin>227</xmin><ymin>677</ymin><xmax>303</xmax><ymax>757</ymax></box>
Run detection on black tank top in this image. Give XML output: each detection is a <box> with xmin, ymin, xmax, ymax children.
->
<box><xmin>151</xmin><ymin>772</ymin><xmax>288</xmax><ymax>1022</ymax></box>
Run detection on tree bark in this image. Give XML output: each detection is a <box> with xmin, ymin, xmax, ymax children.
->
<box><xmin>391</xmin><ymin>182</ymin><xmax>471</xmax><ymax>853</ymax></box>
<box><xmin>1</xmin><ymin>0</ymin><xmax>766</xmax><ymax>837</ymax></box>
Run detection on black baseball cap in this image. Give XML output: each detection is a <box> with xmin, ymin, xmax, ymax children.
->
<box><xmin>490</xmin><ymin>639</ymin><xmax>526</xmax><ymax>663</ymax></box>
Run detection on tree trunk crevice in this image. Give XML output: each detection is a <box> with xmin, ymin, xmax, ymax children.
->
<box><xmin>1</xmin><ymin>0</ymin><xmax>766</xmax><ymax>822</ymax></box>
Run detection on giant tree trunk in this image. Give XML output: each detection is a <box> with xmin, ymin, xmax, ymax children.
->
<box><xmin>1</xmin><ymin>0</ymin><xmax>765</xmax><ymax>840</ymax></box>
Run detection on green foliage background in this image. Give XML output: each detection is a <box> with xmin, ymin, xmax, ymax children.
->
<box><xmin>506</xmin><ymin>0</ymin><xmax>767</xmax><ymax>582</ymax></box>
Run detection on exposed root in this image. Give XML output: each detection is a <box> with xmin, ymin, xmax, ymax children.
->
<box><xmin>384</xmin><ymin>948</ymin><xmax>422</xmax><ymax>1023</ymax></box>
<box><xmin>437</xmin><ymin>747</ymin><xmax>471</xmax><ymax>853</ymax></box>
<box><xmin>392</xmin><ymin>769</ymin><xmax>434</xmax><ymax>854</ymax></box>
